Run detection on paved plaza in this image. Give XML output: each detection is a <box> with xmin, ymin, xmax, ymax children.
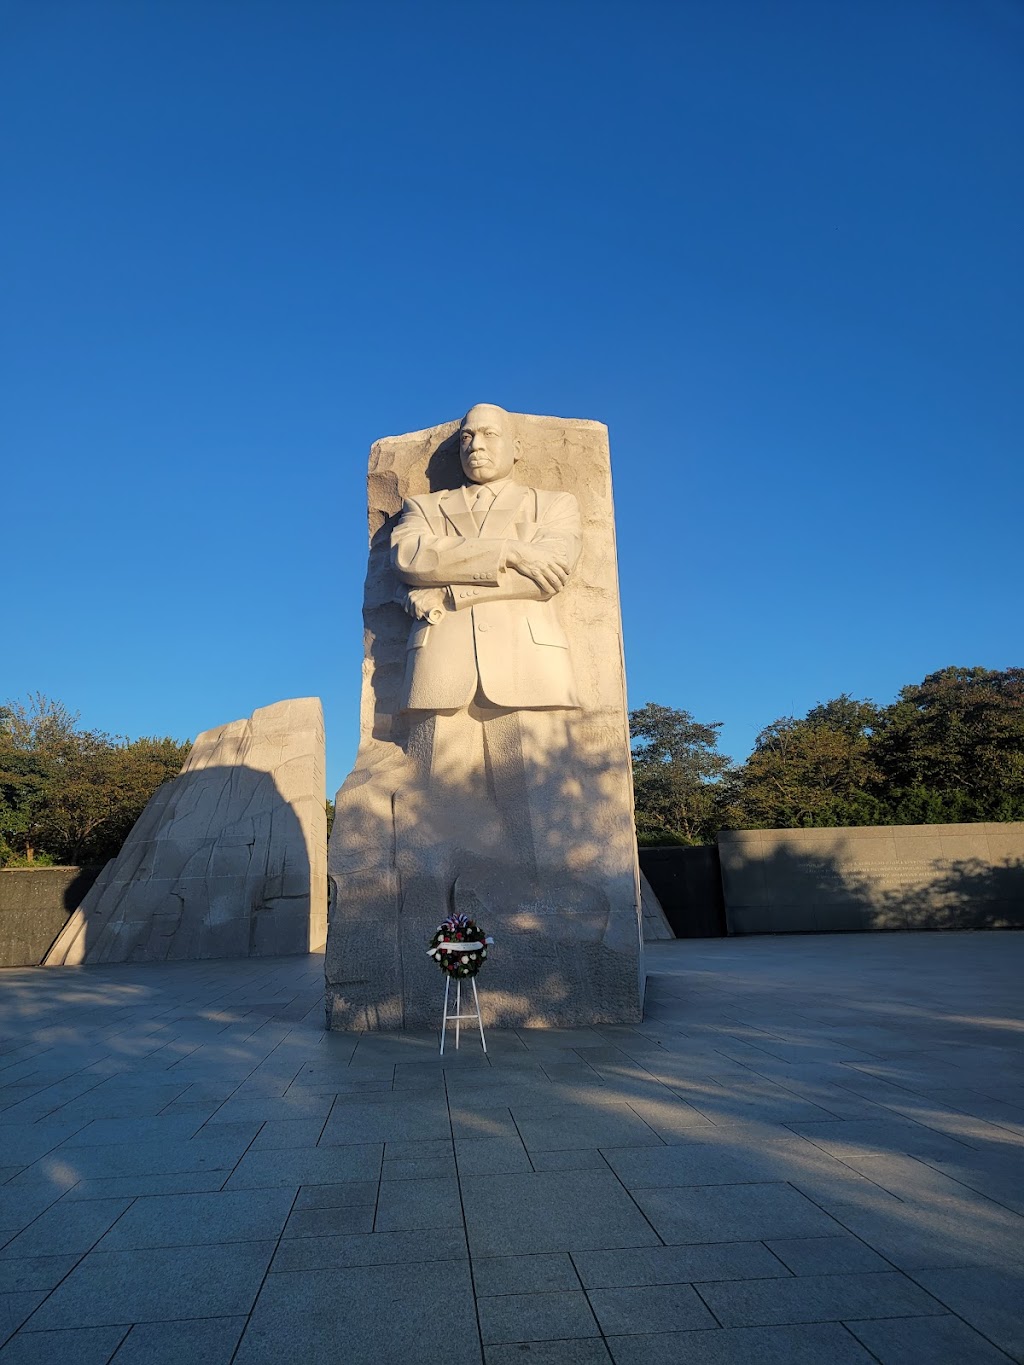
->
<box><xmin>1</xmin><ymin>932</ymin><xmax>1022</xmax><ymax>1363</ymax></box>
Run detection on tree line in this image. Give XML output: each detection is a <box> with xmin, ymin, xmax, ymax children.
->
<box><xmin>631</xmin><ymin>666</ymin><xmax>1024</xmax><ymax>846</ymax></box>
<box><xmin>0</xmin><ymin>695</ymin><xmax>190</xmax><ymax>867</ymax></box>
<box><xmin>4</xmin><ymin>665</ymin><xmax>1021</xmax><ymax>867</ymax></box>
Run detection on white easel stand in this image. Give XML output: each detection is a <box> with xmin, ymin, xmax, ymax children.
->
<box><xmin>440</xmin><ymin>975</ymin><xmax>487</xmax><ymax>1056</ymax></box>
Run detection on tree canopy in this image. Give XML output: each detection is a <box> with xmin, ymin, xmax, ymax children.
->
<box><xmin>629</xmin><ymin>702</ymin><xmax>733</xmax><ymax>845</ymax></box>
<box><xmin>872</xmin><ymin>667</ymin><xmax>1024</xmax><ymax>823</ymax></box>
<box><xmin>736</xmin><ymin>694</ymin><xmax>887</xmax><ymax>830</ymax></box>
<box><xmin>0</xmin><ymin>694</ymin><xmax>191</xmax><ymax>867</ymax></box>
<box><xmin>5</xmin><ymin>668</ymin><xmax>1021</xmax><ymax>866</ymax></box>
<box><xmin>631</xmin><ymin>666</ymin><xmax>1024</xmax><ymax>845</ymax></box>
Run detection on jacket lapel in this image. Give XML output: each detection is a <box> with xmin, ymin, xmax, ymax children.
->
<box><xmin>480</xmin><ymin>483</ymin><xmax>527</xmax><ymax>538</ymax></box>
<box><xmin>441</xmin><ymin>487</ymin><xmax>478</xmax><ymax>540</ymax></box>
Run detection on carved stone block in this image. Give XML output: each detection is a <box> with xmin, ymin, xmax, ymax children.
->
<box><xmin>325</xmin><ymin>408</ymin><xmax>644</xmax><ymax>1028</ymax></box>
<box><xmin>44</xmin><ymin>698</ymin><xmax>327</xmax><ymax>964</ymax></box>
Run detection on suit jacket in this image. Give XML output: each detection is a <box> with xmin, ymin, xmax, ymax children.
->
<box><xmin>391</xmin><ymin>480</ymin><xmax>582</xmax><ymax>711</ymax></box>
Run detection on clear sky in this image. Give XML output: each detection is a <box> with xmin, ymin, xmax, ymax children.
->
<box><xmin>3</xmin><ymin>0</ymin><xmax>1021</xmax><ymax>795</ymax></box>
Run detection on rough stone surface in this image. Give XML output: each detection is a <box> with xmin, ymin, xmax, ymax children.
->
<box><xmin>326</xmin><ymin>410</ymin><xmax>643</xmax><ymax>1029</ymax></box>
<box><xmin>44</xmin><ymin>699</ymin><xmax>327</xmax><ymax>964</ymax></box>
<box><xmin>0</xmin><ymin>868</ymin><xmax>102</xmax><ymax>966</ymax></box>
<box><xmin>720</xmin><ymin>822</ymin><xmax>1024</xmax><ymax>933</ymax></box>
<box><xmin>640</xmin><ymin>870</ymin><xmax>675</xmax><ymax>941</ymax></box>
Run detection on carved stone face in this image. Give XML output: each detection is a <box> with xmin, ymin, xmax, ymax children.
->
<box><xmin>459</xmin><ymin>404</ymin><xmax>517</xmax><ymax>485</ymax></box>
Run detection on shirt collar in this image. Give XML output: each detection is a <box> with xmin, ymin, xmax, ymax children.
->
<box><xmin>467</xmin><ymin>476</ymin><xmax>514</xmax><ymax>498</ymax></box>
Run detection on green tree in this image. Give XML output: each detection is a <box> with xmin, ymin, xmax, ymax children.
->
<box><xmin>871</xmin><ymin>666</ymin><xmax>1024</xmax><ymax>823</ymax></box>
<box><xmin>0</xmin><ymin>695</ymin><xmax>190</xmax><ymax>866</ymax></box>
<box><xmin>629</xmin><ymin>702</ymin><xmax>734</xmax><ymax>845</ymax></box>
<box><xmin>73</xmin><ymin>735</ymin><xmax>191</xmax><ymax>864</ymax></box>
<box><xmin>736</xmin><ymin>694</ymin><xmax>887</xmax><ymax>829</ymax></box>
<box><xmin>0</xmin><ymin>695</ymin><xmax>82</xmax><ymax>863</ymax></box>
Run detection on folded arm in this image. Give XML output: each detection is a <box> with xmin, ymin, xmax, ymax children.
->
<box><xmin>391</xmin><ymin>498</ymin><xmax>507</xmax><ymax>587</ymax></box>
<box><xmin>391</xmin><ymin>491</ymin><xmax>583</xmax><ymax>603</ymax></box>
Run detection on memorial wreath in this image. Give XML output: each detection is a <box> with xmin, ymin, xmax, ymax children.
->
<box><xmin>427</xmin><ymin>913</ymin><xmax>493</xmax><ymax>979</ymax></box>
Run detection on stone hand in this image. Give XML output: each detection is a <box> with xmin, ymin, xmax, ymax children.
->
<box><xmin>505</xmin><ymin>543</ymin><xmax>571</xmax><ymax>595</ymax></box>
<box><xmin>403</xmin><ymin>587</ymin><xmax>449</xmax><ymax>623</ymax></box>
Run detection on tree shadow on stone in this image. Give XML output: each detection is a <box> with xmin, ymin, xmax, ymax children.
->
<box><xmin>45</xmin><ymin>763</ymin><xmax>317</xmax><ymax>966</ymax></box>
<box><xmin>893</xmin><ymin>856</ymin><xmax>1024</xmax><ymax>931</ymax></box>
<box><xmin>327</xmin><ymin>714</ymin><xmax>643</xmax><ymax>1031</ymax></box>
<box><xmin>721</xmin><ymin>834</ymin><xmax>1024</xmax><ymax>935</ymax></box>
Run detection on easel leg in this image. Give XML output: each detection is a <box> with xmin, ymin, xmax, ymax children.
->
<box><xmin>440</xmin><ymin>975</ymin><xmax>451</xmax><ymax>1057</ymax></box>
<box><xmin>455</xmin><ymin>979</ymin><xmax>462</xmax><ymax>1051</ymax></box>
<box><xmin>472</xmin><ymin>977</ymin><xmax>487</xmax><ymax>1053</ymax></box>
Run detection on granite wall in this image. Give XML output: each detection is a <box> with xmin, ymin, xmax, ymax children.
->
<box><xmin>719</xmin><ymin>824</ymin><xmax>1024</xmax><ymax>933</ymax></box>
<box><xmin>0</xmin><ymin>867</ymin><xmax>103</xmax><ymax>966</ymax></box>
<box><xmin>638</xmin><ymin>847</ymin><xmax>725</xmax><ymax>938</ymax></box>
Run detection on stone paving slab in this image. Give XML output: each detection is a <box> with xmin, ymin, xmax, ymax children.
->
<box><xmin>764</xmin><ymin>1231</ymin><xmax>892</xmax><ymax>1275</ymax></box>
<box><xmin>233</xmin><ymin>1259</ymin><xmax>479</xmax><ymax>1365</ymax></box>
<box><xmin>23</xmin><ymin>1241</ymin><xmax>276</xmax><ymax>1330</ymax></box>
<box><xmin>0</xmin><ymin>1256</ymin><xmax>80</xmax><ymax>1294</ymax></box>
<box><xmin>94</xmin><ymin>1189</ymin><xmax>295</xmax><ymax>1251</ymax></box>
<box><xmin>588</xmin><ymin>1282</ymin><xmax>718</xmax><ymax>1335</ymax></box>
<box><xmin>0</xmin><ymin>934</ymin><xmax>1022</xmax><ymax>1362</ymax></box>
<box><xmin>473</xmin><ymin>1252</ymin><xmax>580</xmax><ymax>1297</ymax></box>
<box><xmin>696</xmin><ymin>1268</ymin><xmax>946</xmax><ymax>1327</ymax></box>
<box><xmin>374</xmin><ymin>1173</ymin><xmax>461</xmax><ymax>1231</ymax></box>
<box><xmin>109</xmin><ymin>1315</ymin><xmax>246</xmax><ymax>1364</ymax></box>
<box><xmin>478</xmin><ymin>1289</ymin><xmax>601</xmax><ymax>1344</ymax></box>
<box><xmin>847</xmin><ymin>1312</ymin><xmax>1017</xmax><ymax>1363</ymax></box>
<box><xmin>58</xmin><ymin>1171</ymin><xmax>229</xmax><ymax>1202</ymax></box>
<box><xmin>605</xmin><ymin>1321</ymin><xmax>877</xmax><ymax>1363</ymax></box>
<box><xmin>0</xmin><ymin>1323</ymin><xmax>129</xmax><ymax>1363</ymax></box>
<box><xmin>269</xmin><ymin>1225</ymin><xmax>467</xmax><ymax>1272</ymax></box>
<box><xmin>223</xmin><ymin>1143</ymin><xmax>382</xmax><ymax>1189</ymax></box>
<box><xmin>909</xmin><ymin>1264</ymin><xmax>1024</xmax><ymax>1359</ymax></box>
<box><xmin>462</xmin><ymin>1169</ymin><xmax>661</xmax><ymax>1256</ymax></box>
<box><xmin>0</xmin><ymin>1297</ymin><xmax>44</xmax><ymax>1346</ymax></box>
<box><xmin>485</xmin><ymin>1342</ymin><xmax>612</xmax><ymax>1365</ymax></box>
<box><xmin>631</xmin><ymin>1179</ymin><xmax>845</xmax><ymax>1243</ymax></box>
<box><xmin>572</xmin><ymin>1241</ymin><xmax>787</xmax><ymax>1287</ymax></box>
<box><xmin>282</xmin><ymin>1203</ymin><xmax>375</xmax><ymax>1237</ymax></box>
<box><xmin>0</xmin><ymin>1197</ymin><xmax>130</xmax><ymax>1259</ymax></box>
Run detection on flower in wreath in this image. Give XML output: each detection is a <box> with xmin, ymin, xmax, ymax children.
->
<box><xmin>427</xmin><ymin>913</ymin><xmax>494</xmax><ymax>979</ymax></box>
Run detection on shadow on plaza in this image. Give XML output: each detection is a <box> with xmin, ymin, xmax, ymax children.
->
<box><xmin>4</xmin><ymin>945</ymin><xmax>1021</xmax><ymax>1280</ymax></box>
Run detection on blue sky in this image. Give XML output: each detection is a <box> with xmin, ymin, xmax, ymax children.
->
<box><xmin>3</xmin><ymin>0</ymin><xmax>1021</xmax><ymax>795</ymax></box>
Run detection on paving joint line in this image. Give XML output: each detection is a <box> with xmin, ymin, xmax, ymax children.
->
<box><xmin>445</xmin><ymin>1069</ymin><xmax>487</xmax><ymax>1365</ymax></box>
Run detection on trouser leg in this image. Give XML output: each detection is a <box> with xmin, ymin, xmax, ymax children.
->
<box><xmin>405</xmin><ymin>702</ymin><xmax>571</xmax><ymax>875</ymax></box>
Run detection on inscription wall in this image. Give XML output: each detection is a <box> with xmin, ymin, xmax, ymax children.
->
<box><xmin>718</xmin><ymin>823</ymin><xmax>1024</xmax><ymax>934</ymax></box>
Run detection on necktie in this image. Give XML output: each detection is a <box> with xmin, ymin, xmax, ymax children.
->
<box><xmin>471</xmin><ymin>485</ymin><xmax>492</xmax><ymax>527</ymax></box>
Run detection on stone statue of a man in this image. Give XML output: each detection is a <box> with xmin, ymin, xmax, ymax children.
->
<box><xmin>388</xmin><ymin>403</ymin><xmax>583</xmax><ymax>867</ymax></box>
<box><xmin>391</xmin><ymin>402</ymin><xmax>582</xmax><ymax>710</ymax></box>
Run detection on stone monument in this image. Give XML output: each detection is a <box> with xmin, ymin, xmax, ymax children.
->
<box><xmin>326</xmin><ymin>405</ymin><xmax>644</xmax><ymax>1029</ymax></box>
<box><xmin>45</xmin><ymin>698</ymin><xmax>327</xmax><ymax>964</ymax></box>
